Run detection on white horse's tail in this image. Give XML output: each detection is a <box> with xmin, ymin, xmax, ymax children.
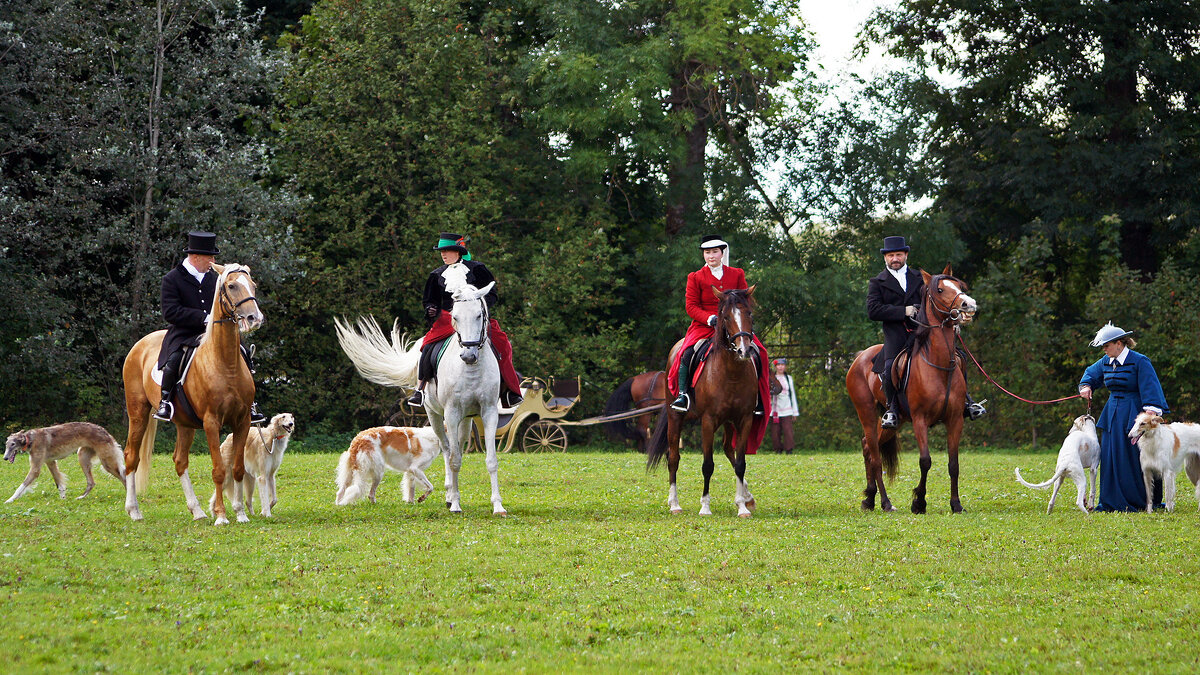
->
<box><xmin>334</xmin><ymin>316</ymin><xmax>421</xmax><ymax>389</ymax></box>
<box><xmin>135</xmin><ymin>418</ymin><xmax>158</xmax><ymax>494</ymax></box>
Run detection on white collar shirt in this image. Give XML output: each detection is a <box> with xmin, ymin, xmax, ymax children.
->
<box><xmin>707</xmin><ymin>264</ymin><xmax>724</xmax><ymax>280</ymax></box>
<box><xmin>182</xmin><ymin>259</ymin><xmax>207</xmax><ymax>285</ymax></box>
<box><xmin>887</xmin><ymin>265</ymin><xmax>908</xmax><ymax>292</ymax></box>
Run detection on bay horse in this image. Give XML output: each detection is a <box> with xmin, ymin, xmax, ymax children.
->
<box><xmin>604</xmin><ymin>370</ymin><xmax>668</xmax><ymax>451</ymax></box>
<box><xmin>845</xmin><ymin>264</ymin><xmax>978</xmax><ymax>514</ymax></box>
<box><xmin>335</xmin><ymin>264</ymin><xmax>507</xmax><ymax>515</ymax></box>
<box><xmin>646</xmin><ymin>287</ymin><xmax>759</xmax><ymax>517</ymax></box>
<box><xmin>121</xmin><ymin>264</ymin><xmax>263</xmax><ymax>524</ymax></box>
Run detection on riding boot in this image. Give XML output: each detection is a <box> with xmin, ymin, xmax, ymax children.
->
<box><xmin>670</xmin><ymin>347</ymin><xmax>695</xmax><ymax>412</ymax></box>
<box><xmin>500</xmin><ymin>387</ymin><xmax>524</xmax><ymax>408</ymax></box>
<box><xmin>406</xmin><ymin>382</ymin><xmax>426</xmax><ymax>408</ymax></box>
<box><xmin>241</xmin><ymin>343</ymin><xmax>257</xmax><ymax>374</ymax></box>
<box><xmin>880</xmin><ymin>377</ymin><xmax>900</xmax><ymax>429</ymax></box>
<box><xmin>249</xmin><ymin>401</ymin><xmax>267</xmax><ymax>426</ymax></box>
<box><xmin>154</xmin><ymin>369</ymin><xmax>177</xmax><ymax>422</ymax></box>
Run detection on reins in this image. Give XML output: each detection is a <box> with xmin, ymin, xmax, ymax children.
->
<box><xmin>213</xmin><ymin>272</ymin><xmax>258</xmax><ymax>325</ymax></box>
<box><xmin>455</xmin><ymin>297</ymin><xmax>489</xmax><ymax>349</ymax></box>
<box><xmin>957</xmin><ymin>334</ymin><xmax>1084</xmax><ymax>406</ymax></box>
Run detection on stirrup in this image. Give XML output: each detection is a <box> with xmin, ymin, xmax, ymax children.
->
<box><xmin>965</xmin><ymin>399</ymin><xmax>988</xmax><ymax>420</ymax></box>
<box><xmin>153</xmin><ymin>400</ymin><xmax>174</xmax><ymax>422</ymax></box>
<box><xmin>406</xmin><ymin>390</ymin><xmax>424</xmax><ymax>408</ymax></box>
<box><xmin>880</xmin><ymin>409</ymin><xmax>899</xmax><ymax>429</ymax></box>
<box><xmin>670</xmin><ymin>392</ymin><xmax>691</xmax><ymax>412</ymax></box>
<box><xmin>250</xmin><ymin>402</ymin><xmax>267</xmax><ymax>426</ymax></box>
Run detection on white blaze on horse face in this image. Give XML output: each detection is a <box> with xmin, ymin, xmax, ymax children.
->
<box><xmin>943</xmin><ymin>278</ymin><xmax>977</xmax><ymax>323</ymax></box>
<box><xmin>732</xmin><ymin>307</ymin><xmax>752</xmax><ymax>358</ymax></box>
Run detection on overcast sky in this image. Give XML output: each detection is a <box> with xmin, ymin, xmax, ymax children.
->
<box><xmin>798</xmin><ymin>0</ymin><xmax>894</xmax><ymax>79</ymax></box>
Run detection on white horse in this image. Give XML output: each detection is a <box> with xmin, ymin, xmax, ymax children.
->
<box><xmin>335</xmin><ymin>264</ymin><xmax>506</xmax><ymax>515</ymax></box>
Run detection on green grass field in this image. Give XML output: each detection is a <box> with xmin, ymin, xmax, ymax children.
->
<box><xmin>0</xmin><ymin>446</ymin><xmax>1196</xmax><ymax>672</ymax></box>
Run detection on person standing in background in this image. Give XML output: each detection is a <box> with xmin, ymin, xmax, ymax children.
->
<box><xmin>769</xmin><ymin>358</ymin><xmax>798</xmax><ymax>454</ymax></box>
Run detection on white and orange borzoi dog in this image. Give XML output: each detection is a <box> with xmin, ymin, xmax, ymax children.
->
<box><xmin>1014</xmin><ymin>414</ymin><xmax>1100</xmax><ymax>514</ymax></box>
<box><xmin>210</xmin><ymin>413</ymin><xmax>295</xmax><ymax>517</ymax></box>
<box><xmin>1127</xmin><ymin>411</ymin><xmax>1200</xmax><ymax>513</ymax></box>
<box><xmin>335</xmin><ymin>426</ymin><xmax>444</xmax><ymax>506</ymax></box>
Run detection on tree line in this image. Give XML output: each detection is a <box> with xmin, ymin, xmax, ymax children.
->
<box><xmin>3</xmin><ymin>0</ymin><xmax>1199</xmax><ymax>449</ymax></box>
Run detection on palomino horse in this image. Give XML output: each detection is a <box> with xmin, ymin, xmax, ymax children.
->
<box><xmin>335</xmin><ymin>263</ymin><xmax>507</xmax><ymax>515</ymax></box>
<box><xmin>845</xmin><ymin>264</ymin><xmax>978</xmax><ymax>514</ymax></box>
<box><xmin>646</xmin><ymin>287</ymin><xmax>759</xmax><ymax>517</ymax></box>
<box><xmin>122</xmin><ymin>264</ymin><xmax>263</xmax><ymax>524</ymax></box>
<box><xmin>604</xmin><ymin>370</ymin><xmax>668</xmax><ymax>451</ymax></box>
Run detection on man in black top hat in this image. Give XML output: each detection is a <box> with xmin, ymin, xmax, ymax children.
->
<box><xmin>867</xmin><ymin>235</ymin><xmax>986</xmax><ymax>428</ymax></box>
<box><xmin>153</xmin><ymin>231</ymin><xmax>266</xmax><ymax>425</ymax></box>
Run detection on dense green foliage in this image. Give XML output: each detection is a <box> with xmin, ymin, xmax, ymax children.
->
<box><xmin>3</xmin><ymin>0</ymin><xmax>1200</xmax><ymax>449</ymax></box>
<box><xmin>2</xmin><ymin>450</ymin><xmax>1198</xmax><ymax>670</ymax></box>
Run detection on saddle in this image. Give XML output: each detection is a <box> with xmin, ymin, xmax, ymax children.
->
<box><xmin>420</xmin><ymin>336</ymin><xmax>504</xmax><ymax>382</ymax></box>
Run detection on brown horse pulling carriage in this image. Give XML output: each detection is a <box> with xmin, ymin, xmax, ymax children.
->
<box><xmin>845</xmin><ymin>265</ymin><xmax>978</xmax><ymax>514</ymax></box>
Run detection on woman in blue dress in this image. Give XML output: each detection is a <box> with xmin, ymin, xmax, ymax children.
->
<box><xmin>1078</xmin><ymin>323</ymin><xmax>1168</xmax><ymax>512</ymax></box>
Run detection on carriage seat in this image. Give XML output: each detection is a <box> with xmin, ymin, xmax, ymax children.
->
<box><xmin>546</xmin><ymin>377</ymin><xmax>580</xmax><ymax>411</ymax></box>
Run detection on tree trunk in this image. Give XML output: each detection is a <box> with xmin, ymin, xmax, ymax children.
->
<box><xmin>131</xmin><ymin>0</ymin><xmax>167</xmax><ymax>339</ymax></box>
<box><xmin>665</xmin><ymin>59</ymin><xmax>709</xmax><ymax>236</ymax></box>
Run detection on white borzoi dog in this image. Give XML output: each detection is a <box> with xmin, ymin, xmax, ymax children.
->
<box><xmin>210</xmin><ymin>413</ymin><xmax>295</xmax><ymax>517</ymax></box>
<box><xmin>1014</xmin><ymin>414</ymin><xmax>1100</xmax><ymax>514</ymax></box>
<box><xmin>335</xmin><ymin>426</ymin><xmax>443</xmax><ymax>506</ymax></box>
<box><xmin>5</xmin><ymin>422</ymin><xmax>125</xmax><ymax>502</ymax></box>
<box><xmin>1128</xmin><ymin>411</ymin><xmax>1200</xmax><ymax>513</ymax></box>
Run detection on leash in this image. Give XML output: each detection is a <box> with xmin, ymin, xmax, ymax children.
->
<box><xmin>957</xmin><ymin>334</ymin><xmax>1083</xmax><ymax>405</ymax></box>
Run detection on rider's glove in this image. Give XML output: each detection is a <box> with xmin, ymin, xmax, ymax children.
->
<box><xmin>425</xmin><ymin>305</ymin><xmax>439</xmax><ymax>319</ymax></box>
<box><xmin>707</xmin><ymin>315</ymin><xmax>717</xmax><ymax>327</ymax></box>
<box><xmin>905</xmin><ymin>305</ymin><xmax>918</xmax><ymax>318</ymax></box>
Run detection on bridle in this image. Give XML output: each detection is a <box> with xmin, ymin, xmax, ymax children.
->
<box><xmin>455</xmin><ymin>297</ymin><xmax>490</xmax><ymax>350</ymax></box>
<box><xmin>917</xmin><ymin>274</ymin><xmax>971</xmax><ymax>326</ymax></box>
<box><xmin>213</xmin><ymin>271</ymin><xmax>259</xmax><ymax>325</ymax></box>
<box><xmin>718</xmin><ymin>294</ymin><xmax>755</xmax><ymax>353</ymax></box>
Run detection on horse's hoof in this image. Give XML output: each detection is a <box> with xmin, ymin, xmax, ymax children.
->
<box><xmin>237</xmin><ymin>513</ymin><xmax>250</xmax><ymax>523</ymax></box>
<box><xmin>192</xmin><ymin>510</ymin><xmax>208</xmax><ymax>521</ymax></box>
<box><xmin>493</xmin><ymin>510</ymin><xmax>508</xmax><ymax>517</ymax></box>
<box><xmin>214</xmin><ymin>516</ymin><xmax>229</xmax><ymax>526</ymax></box>
<box><xmin>128</xmin><ymin>509</ymin><xmax>144</xmax><ymax>521</ymax></box>
<box><xmin>670</xmin><ymin>508</ymin><xmax>683</xmax><ymax>515</ymax></box>
<box><xmin>699</xmin><ymin>509</ymin><xmax>712</xmax><ymax>516</ymax></box>
<box><xmin>738</xmin><ymin>511</ymin><xmax>752</xmax><ymax>519</ymax></box>
<box><xmin>911</xmin><ymin>502</ymin><xmax>926</xmax><ymax>515</ymax></box>
<box><xmin>881</xmin><ymin>503</ymin><xmax>895</xmax><ymax>513</ymax></box>
<box><xmin>861</xmin><ymin>499</ymin><xmax>875</xmax><ymax>511</ymax></box>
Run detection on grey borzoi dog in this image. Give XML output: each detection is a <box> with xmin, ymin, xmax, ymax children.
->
<box><xmin>1128</xmin><ymin>411</ymin><xmax>1200</xmax><ymax>513</ymax></box>
<box><xmin>210</xmin><ymin>412</ymin><xmax>295</xmax><ymax>518</ymax></box>
<box><xmin>4</xmin><ymin>422</ymin><xmax>125</xmax><ymax>502</ymax></box>
<box><xmin>1014</xmin><ymin>414</ymin><xmax>1100</xmax><ymax>514</ymax></box>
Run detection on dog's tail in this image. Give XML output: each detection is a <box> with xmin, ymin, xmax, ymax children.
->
<box><xmin>334</xmin><ymin>450</ymin><xmax>358</xmax><ymax>505</ymax></box>
<box><xmin>1014</xmin><ymin>466</ymin><xmax>1061</xmax><ymax>490</ymax></box>
<box><xmin>135</xmin><ymin>418</ymin><xmax>158</xmax><ymax>494</ymax></box>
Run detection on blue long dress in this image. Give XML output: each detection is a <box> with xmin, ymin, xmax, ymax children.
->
<box><xmin>1078</xmin><ymin>350</ymin><xmax>1169</xmax><ymax>512</ymax></box>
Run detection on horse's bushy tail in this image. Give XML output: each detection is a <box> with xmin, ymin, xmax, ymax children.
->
<box><xmin>135</xmin><ymin>418</ymin><xmax>157</xmax><ymax>494</ymax></box>
<box><xmin>334</xmin><ymin>316</ymin><xmax>421</xmax><ymax>389</ymax></box>
<box><xmin>881</xmin><ymin>433</ymin><xmax>899</xmax><ymax>484</ymax></box>
<box><xmin>645</xmin><ymin>404</ymin><xmax>670</xmax><ymax>470</ymax></box>
<box><xmin>603</xmin><ymin>378</ymin><xmax>639</xmax><ymax>442</ymax></box>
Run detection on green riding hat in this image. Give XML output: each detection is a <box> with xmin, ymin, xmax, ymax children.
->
<box><xmin>433</xmin><ymin>232</ymin><xmax>471</xmax><ymax>260</ymax></box>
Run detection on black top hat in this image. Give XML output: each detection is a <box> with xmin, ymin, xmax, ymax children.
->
<box><xmin>880</xmin><ymin>235</ymin><xmax>910</xmax><ymax>254</ymax></box>
<box><xmin>433</xmin><ymin>232</ymin><xmax>469</xmax><ymax>255</ymax></box>
<box><xmin>184</xmin><ymin>231</ymin><xmax>219</xmax><ymax>255</ymax></box>
<box><xmin>699</xmin><ymin>233</ymin><xmax>728</xmax><ymax>249</ymax></box>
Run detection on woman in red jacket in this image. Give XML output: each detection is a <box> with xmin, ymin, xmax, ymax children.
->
<box><xmin>668</xmin><ymin>234</ymin><xmax>770</xmax><ymax>418</ymax></box>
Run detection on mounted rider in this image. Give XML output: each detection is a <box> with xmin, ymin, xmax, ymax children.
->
<box><xmin>668</xmin><ymin>233</ymin><xmax>771</xmax><ymax>416</ymax></box>
<box><xmin>867</xmin><ymin>235</ymin><xmax>986</xmax><ymax>429</ymax></box>
<box><xmin>405</xmin><ymin>232</ymin><xmax>524</xmax><ymax>409</ymax></box>
<box><xmin>153</xmin><ymin>231</ymin><xmax>266</xmax><ymax>425</ymax></box>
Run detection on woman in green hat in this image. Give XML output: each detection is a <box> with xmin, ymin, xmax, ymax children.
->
<box><xmin>406</xmin><ymin>233</ymin><xmax>523</xmax><ymax>409</ymax></box>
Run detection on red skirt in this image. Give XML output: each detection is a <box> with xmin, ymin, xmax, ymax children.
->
<box><xmin>667</xmin><ymin>324</ymin><xmax>771</xmax><ymax>454</ymax></box>
<box><xmin>422</xmin><ymin>314</ymin><xmax>521</xmax><ymax>394</ymax></box>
